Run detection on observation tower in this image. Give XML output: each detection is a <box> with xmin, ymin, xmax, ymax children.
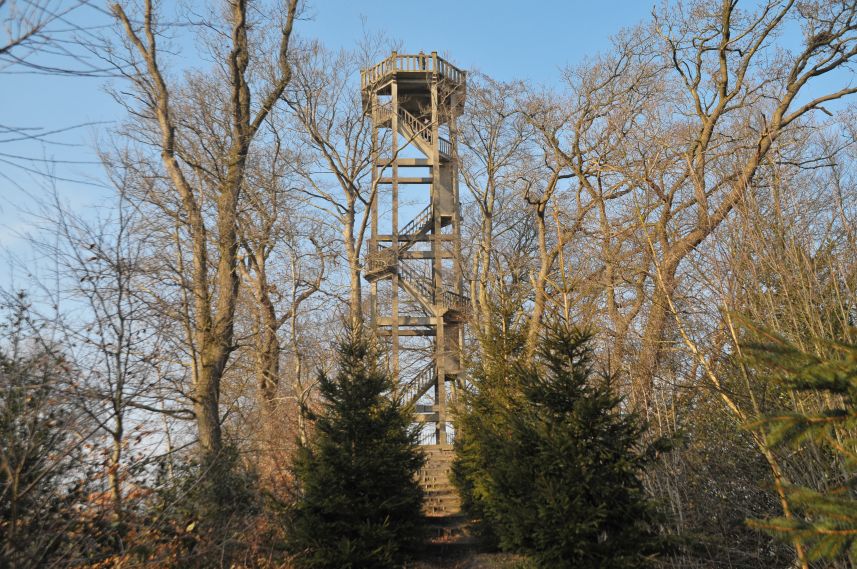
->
<box><xmin>361</xmin><ymin>52</ymin><xmax>467</xmax><ymax>514</ymax></box>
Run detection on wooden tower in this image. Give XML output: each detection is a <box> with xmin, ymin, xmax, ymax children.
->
<box><xmin>362</xmin><ymin>52</ymin><xmax>467</xmax><ymax>454</ymax></box>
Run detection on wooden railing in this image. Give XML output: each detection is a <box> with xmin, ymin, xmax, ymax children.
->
<box><xmin>375</xmin><ymin>100</ymin><xmax>393</xmax><ymax>123</ymax></box>
<box><xmin>399</xmin><ymin>204</ymin><xmax>433</xmax><ymax>248</ymax></box>
<box><xmin>400</xmin><ymin>362</ymin><xmax>436</xmax><ymax>407</ymax></box>
<box><xmin>418</xmin><ymin>429</ymin><xmax>437</xmax><ymax>445</ymax></box>
<box><xmin>438</xmin><ymin>137</ymin><xmax>452</xmax><ymax>159</ymax></box>
<box><xmin>439</xmin><ymin>289</ymin><xmax>470</xmax><ymax>315</ymax></box>
<box><xmin>396</xmin><ymin>106</ymin><xmax>452</xmax><ymax>160</ymax></box>
<box><xmin>365</xmin><ymin>246</ymin><xmax>396</xmax><ymax>274</ymax></box>
<box><xmin>436</xmin><ymin>57</ymin><xmax>465</xmax><ymax>84</ymax></box>
<box><xmin>361</xmin><ymin>52</ymin><xmax>466</xmax><ymax>91</ymax></box>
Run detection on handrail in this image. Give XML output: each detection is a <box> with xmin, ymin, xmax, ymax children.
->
<box><xmin>398</xmin><ymin>106</ymin><xmax>430</xmax><ymax>144</ymax></box>
<box><xmin>361</xmin><ymin>52</ymin><xmax>466</xmax><ymax>91</ymax></box>
<box><xmin>418</xmin><ymin>430</ymin><xmax>437</xmax><ymax>445</ymax></box>
<box><xmin>398</xmin><ymin>261</ymin><xmax>434</xmax><ymax>302</ymax></box>
<box><xmin>396</xmin><ymin>106</ymin><xmax>451</xmax><ymax>160</ymax></box>
<box><xmin>401</xmin><ymin>361</ymin><xmax>435</xmax><ymax>407</ymax></box>
<box><xmin>364</xmin><ymin>204</ymin><xmax>433</xmax><ymax>273</ymax></box>
<box><xmin>439</xmin><ymin>289</ymin><xmax>470</xmax><ymax>315</ymax></box>
<box><xmin>365</xmin><ymin>246</ymin><xmax>396</xmax><ymax>274</ymax></box>
<box><xmin>438</xmin><ymin>137</ymin><xmax>452</xmax><ymax>159</ymax></box>
<box><xmin>375</xmin><ymin>100</ymin><xmax>392</xmax><ymax>123</ymax></box>
<box><xmin>399</xmin><ymin>204</ymin><xmax>432</xmax><ymax>249</ymax></box>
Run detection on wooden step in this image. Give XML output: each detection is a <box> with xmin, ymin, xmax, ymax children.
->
<box><xmin>418</xmin><ymin>445</ymin><xmax>461</xmax><ymax>516</ymax></box>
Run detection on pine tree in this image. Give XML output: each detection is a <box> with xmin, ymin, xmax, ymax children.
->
<box><xmin>745</xmin><ymin>325</ymin><xmax>857</xmax><ymax>563</ymax></box>
<box><xmin>454</xmin><ymin>324</ymin><xmax>669</xmax><ymax>568</ymax></box>
<box><xmin>286</xmin><ymin>327</ymin><xmax>425</xmax><ymax>569</ymax></box>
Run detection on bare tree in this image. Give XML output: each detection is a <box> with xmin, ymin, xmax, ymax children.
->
<box><xmin>629</xmin><ymin>0</ymin><xmax>857</xmax><ymax>407</ymax></box>
<box><xmin>281</xmin><ymin>43</ymin><xmax>382</xmax><ymax>325</ymax></box>
<box><xmin>0</xmin><ymin>0</ymin><xmax>114</xmax><ymax>184</ymax></box>
<box><xmin>39</xmin><ymin>186</ymin><xmax>168</xmax><ymax>526</ymax></box>
<box><xmin>528</xmin><ymin>0</ymin><xmax>857</xmax><ymax>411</ymax></box>
<box><xmin>237</xmin><ymin>149</ymin><xmax>328</xmax><ymax>424</ymax></box>
<box><xmin>458</xmin><ymin>74</ymin><xmax>533</xmax><ymax>333</ymax></box>
<box><xmin>109</xmin><ymin>0</ymin><xmax>300</xmax><ymax>462</ymax></box>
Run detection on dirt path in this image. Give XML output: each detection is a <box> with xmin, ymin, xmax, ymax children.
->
<box><xmin>408</xmin><ymin>516</ymin><xmax>526</xmax><ymax>569</ymax></box>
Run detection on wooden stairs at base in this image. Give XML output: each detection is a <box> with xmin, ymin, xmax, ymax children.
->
<box><xmin>419</xmin><ymin>445</ymin><xmax>461</xmax><ymax>517</ymax></box>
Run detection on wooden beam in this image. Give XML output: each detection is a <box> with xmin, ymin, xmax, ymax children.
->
<box><xmin>396</xmin><ymin>158</ymin><xmax>431</xmax><ymax>167</ymax></box>
<box><xmin>375</xmin><ymin>234</ymin><xmax>432</xmax><ymax>242</ymax></box>
<box><xmin>414</xmin><ymin>412</ymin><xmax>439</xmax><ymax>423</ymax></box>
<box><xmin>377</xmin><ymin>328</ymin><xmax>436</xmax><ymax>336</ymax></box>
<box><xmin>377</xmin><ymin>316</ymin><xmax>436</xmax><ymax>326</ymax></box>
<box><xmin>378</xmin><ymin>177</ymin><xmax>432</xmax><ymax>185</ymax></box>
<box><xmin>376</xmin><ymin>234</ymin><xmax>456</xmax><ymax>242</ymax></box>
<box><xmin>378</xmin><ymin>158</ymin><xmax>431</xmax><ymax>167</ymax></box>
<box><xmin>400</xmin><ymin>250</ymin><xmax>453</xmax><ymax>259</ymax></box>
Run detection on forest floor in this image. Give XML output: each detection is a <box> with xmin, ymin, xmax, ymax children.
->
<box><xmin>408</xmin><ymin>515</ymin><xmax>528</xmax><ymax>569</ymax></box>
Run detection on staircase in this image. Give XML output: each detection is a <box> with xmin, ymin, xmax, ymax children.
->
<box><xmin>397</xmin><ymin>261</ymin><xmax>434</xmax><ymax>311</ymax></box>
<box><xmin>365</xmin><ymin>204</ymin><xmax>433</xmax><ymax>278</ymax></box>
<box><xmin>376</xmin><ymin>104</ymin><xmax>451</xmax><ymax>160</ymax></box>
<box><xmin>401</xmin><ymin>362</ymin><xmax>436</xmax><ymax>408</ymax></box>
<box><xmin>364</xmin><ymin>209</ymin><xmax>470</xmax><ymax>318</ymax></box>
<box><xmin>419</xmin><ymin>445</ymin><xmax>461</xmax><ymax>516</ymax></box>
<box><xmin>399</xmin><ymin>203</ymin><xmax>434</xmax><ymax>248</ymax></box>
<box><xmin>397</xmin><ymin>261</ymin><xmax>470</xmax><ymax>317</ymax></box>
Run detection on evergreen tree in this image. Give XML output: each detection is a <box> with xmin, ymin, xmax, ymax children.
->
<box><xmin>745</xmin><ymin>325</ymin><xmax>857</xmax><ymax>563</ymax></box>
<box><xmin>286</xmin><ymin>327</ymin><xmax>425</xmax><ymax>569</ymax></box>
<box><xmin>454</xmin><ymin>324</ymin><xmax>669</xmax><ymax>568</ymax></box>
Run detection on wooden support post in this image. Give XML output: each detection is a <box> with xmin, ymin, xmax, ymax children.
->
<box><xmin>391</xmin><ymin>78</ymin><xmax>399</xmax><ymax>381</ymax></box>
<box><xmin>430</xmin><ymin>71</ymin><xmax>448</xmax><ymax>445</ymax></box>
<box><xmin>370</xmin><ymin>90</ymin><xmax>379</xmax><ymax>328</ymax></box>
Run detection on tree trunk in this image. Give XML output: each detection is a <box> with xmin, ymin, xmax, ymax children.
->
<box><xmin>525</xmin><ymin>204</ymin><xmax>551</xmax><ymax>358</ymax></box>
<box><xmin>633</xmin><ymin>261</ymin><xmax>677</xmax><ymax>413</ymax></box>
<box><xmin>346</xmin><ymin>213</ymin><xmax>363</xmax><ymax>326</ymax></box>
<box><xmin>195</xmin><ymin>347</ymin><xmax>226</xmax><ymax>455</ymax></box>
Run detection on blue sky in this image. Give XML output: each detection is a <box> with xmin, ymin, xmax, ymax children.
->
<box><xmin>300</xmin><ymin>1</ymin><xmax>655</xmax><ymax>82</ymax></box>
<box><xmin>0</xmin><ymin>0</ymin><xmax>654</xmax><ymax>269</ymax></box>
